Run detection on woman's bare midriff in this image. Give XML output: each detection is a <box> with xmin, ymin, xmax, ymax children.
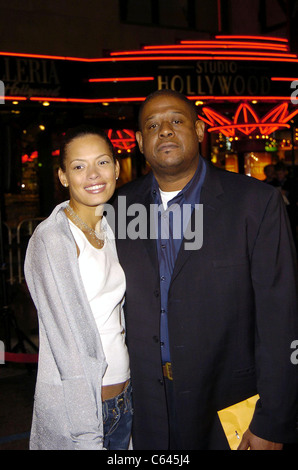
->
<box><xmin>102</xmin><ymin>379</ymin><xmax>129</xmax><ymax>401</ymax></box>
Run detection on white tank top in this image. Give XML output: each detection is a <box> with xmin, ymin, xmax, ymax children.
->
<box><xmin>68</xmin><ymin>217</ymin><xmax>130</xmax><ymax>386</ymax></box>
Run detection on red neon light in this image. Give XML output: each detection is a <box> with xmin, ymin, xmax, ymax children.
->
<box><xmin>233</xmin><ymin>103</ymin><xmax>260</xmax><ymax>135</ymax></box>
<box><xmin>22</xmin><ymin>150</ymin><xmax>60</xmax><ymax>163</ymax></box>
<box><xmin>271</xmin><ymin>77</ymin><xmax>298</xmax><ymax>81</ymax></box>
<box><xmin>4</xmin><ymin>95</ymin><xmax>296</xmax><ymax>105</ymax></box>
<box><xmin>198</xmin><ymin>102</ymin><xmax>298</xmax><ymax>137</ymax></box>
<box><xmin>262</xmin><ymin>102</ymin><xmax>288</xmax><ymax>122</ymax></box>
<box><xmin>100</xmin><ymin>55</ymin><xmax>298</xmax><ymax>63</ymax></box>
<box><xmin>85</xmin><ymin>55</ymin><xmax>298</xmax><ymax>63</ymax></box>
<box><xmin>110</xmin><ymin>49</ymin><xmax>296</xmax><ymax>58</ymax></box>
<box><xmin>0</xmin><ymin>51</ymin><xmax>89</xmax><ymax>61</ymax></box>
<box><xmin>0</xmin><ymin>96</ymin><xmax>27</xmax><ymax>101</ymax></box>
<box><xmin>188</xmin><ymin>96</ymin><xmax>298</xmax><ymax>101</ymax></box>
<box><xmin>145</xmin><ymin>43</ymin><xmax>288</xmax><ymax>51</ymax></box>
<box><xmin>29</xmin><ymin>97</ymin><xmax>67</xmax><ymax>102</ymax></box>
<box><xmin>215</xmin><ymin>35</ymin><xmax>288</xmax><ymax>42</ymax></box>
<box><xmin>29</xmin><ymin>96</ymin><xmax>146</xmax><ymax>103</ymax></box>
<box><xmin>150</xmin><ymin>41</ymin><xmax>284</xmax><ymax>47</ymax></box>
<box><xmin>0</xmin><ymin>50</ymin><xmax>297</xmax><ymax>64</ymax></box>
<box><xmin>0</xmin><ymin>51</ymin><xmax>139</xmax><ymax>63</ymax></box>
<box><xmin>259</xmin><ymin>102</ymin><xmax>289</xmax><ymax>134</ymax></box>
<box><xmin>202</xmin><ymin>108</ymin><xmax>231</xmax><ymax>126</ymax></box>
<box><xmin>23</xmin><ymin>96</ymin><xmax>298</xmax><ymax>105</ymax></box>
<box><xmin>22</xmin><ymin>151</ymin><xmax>38</xmax><ymax>163</ymax></box>
<box><xmin>88</xmin><ymin>77</ymin><xmax>154</xmax><ymax>82</ymax></box>
<box><xmin>286</xmin><ymin>109</ymin><xmax>298</xmax><ymax>121</ymax></box>
<box><xmin>107</xmin><ymin>129</ymin><xmax>136</xmax><ymax>151</ymax></box>
<box><xmin>0</xmin><ymin>35</ymin><xmax>290</xmax><ymax>64</ymax></box>
<box><xmin>180</xmin><ymin>39</ymin><xmax>288</xmax><ymax>47</ymax></box>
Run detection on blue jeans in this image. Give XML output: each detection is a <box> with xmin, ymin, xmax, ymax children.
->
<box><xmin>102</xmin><ymin>381</ymin><xmax>133</xmax><ymax>450</ymax></box>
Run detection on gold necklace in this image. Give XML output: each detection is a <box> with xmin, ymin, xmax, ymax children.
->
<box><xmin>65</xmin><ymin>204</ymin><xmax>106</xmax><ymax>249</ymax></box>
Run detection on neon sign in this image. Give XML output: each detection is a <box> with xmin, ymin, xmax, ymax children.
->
<box><xmin>107</xmin><ymin>129</ymin><xmax>136</xmax><ymax>152</ymax></box>
<box><xmin>2</xmin><ymin>35</ymin><xmax>298</xmax><ymax>129</ymax></box>
<box><xmin>198</xmin><ymin>102</ymin><xmax>298</xmax><ymax>137</ymax></box>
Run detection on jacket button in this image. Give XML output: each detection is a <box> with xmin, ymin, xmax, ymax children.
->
<box><xmin>154</xmin><ymin>289</ymin><xmax>159</xmax><ymax>297</ymax></box>
<box><xmin>153</xmin><ymin>335</ymin><xmax>159</xmax><ymax>343</ymax></box>
<box><xmin>158</xmin><ymin>379</ymin><xmax>164</xmax><ymax>386</ymax></box>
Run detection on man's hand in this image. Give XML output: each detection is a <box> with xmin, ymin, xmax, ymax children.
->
<box><xmin>237</xmin><ymin>429</ymin><xmax>283</xmax><ymax>450</ymax></box>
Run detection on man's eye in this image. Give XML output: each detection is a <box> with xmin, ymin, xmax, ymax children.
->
<box><xmin>173</xmin><ymin>119</ymin><xmax>182</xmax><ymax>124</ymax></box>
<box><xmin>73</xmin><ymin>165</ymin><xmax>84</xmax><ymax>170</ymax></box>
<box><xmin>148</xmin><ymin>123</ymin><xmax>158</xmax><ymax>130</ymax></box>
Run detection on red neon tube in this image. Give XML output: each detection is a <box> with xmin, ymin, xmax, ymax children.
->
<box><xmin>0</xmin><ymin>51</ymin><xmax>93</xmax><ymax>61</ymax></box>
<box><xmin>110</xmin><ymin>49</ymin><xmax>296</xmax><ymax>58</ymax></box>
<box><xmin>29</xmin><ymin>96</ymin><xmax>147</xmax><ymax>103</ymax></box>
<box><xmin>0</xmin><ymin>96</ymin><xmax>27</xmax><ymax>101</ymax></box>
<box><xmin>188</xmin><ymin>96</ymin><xmax>298</xmax><ymax>101</ymax></box>
<box><xmin>0</xmin><ymin>51</ymin><xmax>297</xmax><ymax>63</ymax></box>
<box><xmin>283</xmin><ymin>109</ymin><xmax>298</xmax><ymax>121</ymax></box>
<box><xmin>271</xmin><ymin>77</ymin><xmax>298</xmax><ymax>81</ymax></box>
<box><xmin>233</xmin><ymin>103</ymin><xmax>259</xmax><ymax>124</ymax></box>
<box><xmin>179</xmin><ymin>40</ymin><xmax>287</xmax><ymax>47</ymax></box>
<box><xmin>215</xmin><ymin>35</ymin><xmax>288</xmax><ymax>42</ymax></box>
<box><xmin>75</xmin><ymin>55</ymin><xmax>298</xmax><ymax>63</ymax></box>
<box><xmin>145</xmin><ymin>43</ymin><xmax>288</xmax><ymax>51</ymax></box>
<box><xmin>88</xmin><ymin>77</ymin><xmax>154</xmax><ymax>82</ymax></box>
<box><xmin>25</xmin><ymin>96</ymin><xmax>298</xmax><ymax>104</ymax></box>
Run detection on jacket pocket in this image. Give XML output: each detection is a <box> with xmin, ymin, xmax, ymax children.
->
<box><xmin>232</xmin><ymin>366</ymin><xmax>256</xmax><ymax>378</ymax></box>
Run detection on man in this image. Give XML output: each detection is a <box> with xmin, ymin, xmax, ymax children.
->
<box><xmin>113</xmin><ymin>89</ymin><xmax>298</xmax><ymax>450</ymax></box>
<box><xmin>263</xmin><ymin>164</ymin><xmax>278</xmax><ymax>186</ymax></box>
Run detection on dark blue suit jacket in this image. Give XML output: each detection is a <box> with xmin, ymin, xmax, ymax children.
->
<box><xmin>113</xmin><ymin>159</ymin><xmax>298</xmax><ymax>450</ymax></box>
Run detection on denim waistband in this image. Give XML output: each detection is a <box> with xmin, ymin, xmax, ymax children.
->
<box><xmin>102</xmin><ymin>380</ymin><xmax>132</xmax><ymax>412</ymax></box>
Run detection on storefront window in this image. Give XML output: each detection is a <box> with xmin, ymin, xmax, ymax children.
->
<box><xmin>244</xmin><ymin>152</ymin><xmax>272</xmax><ymax>180</ymax></box>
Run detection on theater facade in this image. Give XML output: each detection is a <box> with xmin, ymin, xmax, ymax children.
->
<box><xmin>0</xmin><ymin>35</ymin><xmax>297</xmax><ymax>223</ymax></box>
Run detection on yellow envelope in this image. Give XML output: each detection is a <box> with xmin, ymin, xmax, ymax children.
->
<box><xmin>217</xmin><ymin>394</ymin><xmax>259</xmax><ymax>450</ymax></box>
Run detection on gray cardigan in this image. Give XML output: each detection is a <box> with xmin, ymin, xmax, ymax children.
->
<box><xmin>24</xmin><ymin>201</ymin><xmax>119</xmax><ymax>450</ymax></box>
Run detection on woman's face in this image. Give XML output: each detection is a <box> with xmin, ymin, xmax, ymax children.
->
<box><xmin>58</xmin><ymin>134</ymin><xmax>119</xmax><ymax>211</ymax></box>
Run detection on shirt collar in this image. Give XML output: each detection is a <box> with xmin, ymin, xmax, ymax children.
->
<box><xmin>152</xmin><ymin>156</ymin><xmax>206</xmax><ymax>208</ymax></box>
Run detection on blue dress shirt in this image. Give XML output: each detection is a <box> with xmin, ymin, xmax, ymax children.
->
<box><xmin>151</xmin><ymin>158</ymin><xmax>206</xmax><ymax>364</ymax></box>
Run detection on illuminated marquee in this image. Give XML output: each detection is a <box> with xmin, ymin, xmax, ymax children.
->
<box><xmin>1</xmin><ymin>36</ymin><xmax>298</xmax><ymax>148</ymax></box>
<box><xmin>0</xmin><ymin>35</ymin><xmax>297</xmax><ymax>105</ymax></box>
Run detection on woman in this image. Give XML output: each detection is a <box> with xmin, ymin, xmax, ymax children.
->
<box><xmin>24</xmin><ymin>126</ymin><xmax>132</xmax><ymax>450</ymax></box>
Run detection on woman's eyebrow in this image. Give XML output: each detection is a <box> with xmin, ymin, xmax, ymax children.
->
<box><xmin>69</xmin><ymin>153</ymin><xmax>111</xmax><ymax>163</ymax></box>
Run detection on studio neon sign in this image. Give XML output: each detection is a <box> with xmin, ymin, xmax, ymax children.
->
<box><xmin>2</xmin><ymin>35</ymin><xmax>298</xmax><ymax>145</ymax></box>
<box><xmin>1</xmin><ymin>35</ymin><xmax>298</xmax><ymax>105</ymax></box>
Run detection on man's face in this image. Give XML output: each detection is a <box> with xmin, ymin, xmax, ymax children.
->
<box><xmin>136</xmin><ymin>94</ymin><xmax>205</xmax><ymax>181</ymax></box>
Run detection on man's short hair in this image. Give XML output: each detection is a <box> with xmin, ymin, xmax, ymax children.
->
<box><xmin>138</xmin><ymin>89</ymin><xmax>198</xmax><ymax>129</ymax></box>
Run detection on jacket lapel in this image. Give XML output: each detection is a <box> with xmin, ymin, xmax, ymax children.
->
<box><xmin>125</xmin><ymin>161</ymin><xmax>225</xmax><ymax>279</ymax></box>
<box><xmin>132</xmin><ymin>173</ymin><xmax>160</xmax><ymax>273</ymax></box>
<box><xmin>171</xmin><ymin>161</ymin><xmax>225</xmax><ymax>281</ymax></box>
